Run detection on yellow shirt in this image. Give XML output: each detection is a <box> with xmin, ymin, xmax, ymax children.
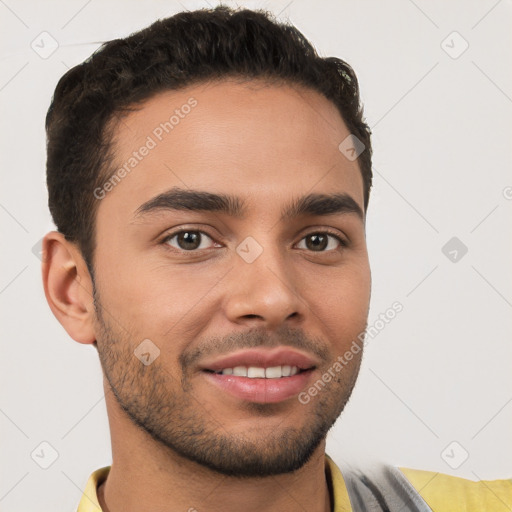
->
<box><xmin>76</xmin><ymin>456</ymin><xmax>512</xmax><ymax>511</ymax></box>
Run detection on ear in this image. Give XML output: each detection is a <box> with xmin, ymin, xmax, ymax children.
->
<box><xmin>41</xmin><ymin>231</ymin><xmax>96</xmax><ymax>345</ymax></box>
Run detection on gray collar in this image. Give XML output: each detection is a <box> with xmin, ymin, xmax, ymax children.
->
<box><xmin>341</xmin><ymin>464</ymin><xmax>433</xmax><ymax>512</ymax></box>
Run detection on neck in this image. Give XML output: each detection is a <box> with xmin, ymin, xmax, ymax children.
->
<box><xmin>99</xmin><ymin>446</ymin><xmax>331</xmax><ymax>512</ymax></box>
<box><xmin>99</xmin><ymin>385</ymin><xmax>332</xmax><ymax>512</ymax></box>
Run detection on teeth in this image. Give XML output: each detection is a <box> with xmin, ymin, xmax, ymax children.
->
<box><xmin>233</xmin><ymin>366</ymin><xmax>247</xmax><ymax>377</ymax></box>
<box><xmin>265</xmin><ymin>366</ymin><xmax>282</xmax><ymax>379</ymax></box>
<box><xmin>218</xmin><ymin>365</ymin><xmax>301</xmax><ymax>378</ymax></box>
<box><xmin>247</xmin><ymin>366</ymin><xmax>266</xmax><ymax>378</ymax></box>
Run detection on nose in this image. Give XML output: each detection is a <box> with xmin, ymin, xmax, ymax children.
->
<box><xmin>223</xmin><ymin>241</ymin><xmax>305</xmax><ymax>330</ymax></box>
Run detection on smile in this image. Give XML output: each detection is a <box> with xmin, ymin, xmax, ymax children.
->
<box><xmin>207</xmin><ymin>365</ymin><xmax>301</xmax><ymax>378</ymax></box>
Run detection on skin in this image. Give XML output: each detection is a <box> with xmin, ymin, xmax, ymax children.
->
<box><xmin>42</xmin><ymin>79</ymin><xmax>371</xmax><ymax>512</ymax></box>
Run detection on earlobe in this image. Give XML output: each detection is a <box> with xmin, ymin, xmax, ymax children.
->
<box><xmin>41</xmin><ymin>231</ymin><xmax>96</xmax><ymax>345</ymax></box>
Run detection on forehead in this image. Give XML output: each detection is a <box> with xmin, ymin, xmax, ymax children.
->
<box><xmin>101</xmin><ymin>79</ymin><xmax>364</xmax><ymax>219</ymax></box>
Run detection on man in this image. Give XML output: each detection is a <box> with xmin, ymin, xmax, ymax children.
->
<box><xmin>41</xmin><ymin>6</ymin><xmax>511</xmax><ymax>511</ymax></box>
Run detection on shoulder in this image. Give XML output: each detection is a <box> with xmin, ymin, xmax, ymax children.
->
<box><xmin>327</xmin><ymin>454</ymin><xmax>511</xmax><ymax>512</ymax></box>
<box><xmin>398</xmin><ymin>466</ymin><xmax>512</xmax><ymax>512</ymax></box>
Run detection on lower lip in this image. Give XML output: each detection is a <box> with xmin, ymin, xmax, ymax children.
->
<box><xmin>202</xmin><ymin>370</ymin><xmax>314</xmax><ymax>404</ymax></box>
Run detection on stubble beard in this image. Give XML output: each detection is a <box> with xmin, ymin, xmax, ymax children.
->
<box><xmin>93</xmin><ymin>285</ymin><xmax>361</xmax><ymax>478</ymax></box>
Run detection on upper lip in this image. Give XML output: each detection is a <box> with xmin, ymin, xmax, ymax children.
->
<box><xmin>199</xmin><ymin>347</ymin><xmax>319</xmax><ymax>372</ymax></box>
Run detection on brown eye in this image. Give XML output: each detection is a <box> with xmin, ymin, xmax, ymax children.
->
<box><xmin>163</xmin><ymin>230</ymin><xmax>216</xmax><ymax>251</ymax></box>
<box><xmin>296</xmin><ymin>233</ymin><xmax>344</xmax><ymax>252</ymax></box>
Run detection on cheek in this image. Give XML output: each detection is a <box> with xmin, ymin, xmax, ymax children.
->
<box><xmin>94</xmin><ymin>253</ymin><xmax>228</xmax><ymax>342</ymax></box>
<box><xmin>308</xmin><ymin>262</ymin><xmax>371</xmax><ymax>346</ymax></box>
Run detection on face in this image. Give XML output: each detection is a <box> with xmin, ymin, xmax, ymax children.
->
<box><xmin>91</xmin><ymin>79</ymin><xmax>371</xmax><ymax>477</ymax></box>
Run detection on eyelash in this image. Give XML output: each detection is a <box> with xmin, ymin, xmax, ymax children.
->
<box><xmin>160</xmin><ymin>229</ymin><xmax>347</xmax><ymax>254</ymax></box>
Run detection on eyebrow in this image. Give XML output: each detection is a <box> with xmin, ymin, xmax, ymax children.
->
<box><xmin>133</xmin><ymin>187</ymin><xmax>364</xmax><ymax>222</ymax></box>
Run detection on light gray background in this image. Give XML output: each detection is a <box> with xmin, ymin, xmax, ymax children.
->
<box><xmin>1</xmin><ymin>0</ymin><xmax>511</xmax><ymax>510</ymax></box>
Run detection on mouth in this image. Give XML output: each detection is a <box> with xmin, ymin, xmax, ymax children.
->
<box><xmin>204</xmin><ymin>365</ymin><xmax>308</xmax><ymax>378</ymax></box>
<box><xmin>199</xmin><ymin>348</ymin><xmax>318</xmax><ymax>404</ymax></box>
